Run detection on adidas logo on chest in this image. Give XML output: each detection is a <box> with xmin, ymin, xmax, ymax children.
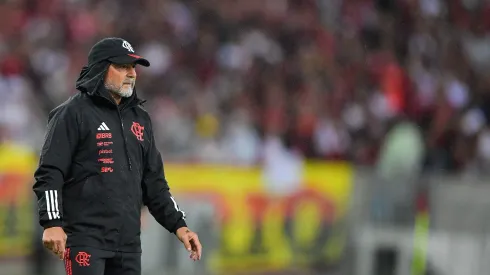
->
<box><xmin>97</xmin><ymin>122</ymin><xmax>110</xmax><ymax>131</ymax></box>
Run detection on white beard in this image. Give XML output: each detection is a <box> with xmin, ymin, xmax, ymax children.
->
<box><xmin>105</xmin><ymin>82</ymin><xmax>134</xmax><ymax>98</ymax></box>
<box><xmin>117</xmin><ymin>85</ymin><xmax>133</xmax><ymax>98</ymax></box>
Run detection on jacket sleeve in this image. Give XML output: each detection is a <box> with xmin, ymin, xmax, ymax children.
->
<box><xmin>33</xmin><ymin>104</ymin><xmax>79</xmax><ymax>229</ymax></box>
<box><xmin>142</xmin><ymin>120</ymin><xmax>187</xmax><ymax>234</ymax></box>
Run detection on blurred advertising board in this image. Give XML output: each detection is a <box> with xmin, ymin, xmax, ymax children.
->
<box><xmin>166</xmin><ymin>162</ymin><xmax>353</xmax><ymax>273</ymax></box>
<box><xmin>0</xmin><ymin>143</ymin><xmax>37</xmax><ymax>258</ymax></box>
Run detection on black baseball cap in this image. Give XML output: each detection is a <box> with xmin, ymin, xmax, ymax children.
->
<box><xmin>88</xmin><ymin>37</ymin><xmax>150</xmax><ymax>67</ymax></box>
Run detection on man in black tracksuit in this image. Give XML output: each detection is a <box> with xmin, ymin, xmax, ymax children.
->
<box><xmin>32</xmin><ymin>37</ymin><xmax>202</xmax><ymax>275</ymax></box>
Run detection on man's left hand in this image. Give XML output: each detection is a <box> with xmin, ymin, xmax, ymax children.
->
<box><xmin>176</xmin><ymin>227</ymin><xmax>202</xmax><ymax>261</ymax></box>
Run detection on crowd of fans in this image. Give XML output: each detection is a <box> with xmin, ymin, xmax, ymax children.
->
<box><xmin>1</xmin><ymin>0</ymin><xmax>490</xmax><ymax>173</ymax></box>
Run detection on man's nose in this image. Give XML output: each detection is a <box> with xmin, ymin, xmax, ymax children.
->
<box><xmin>127</xmin><ymin>67</ymin><xmax>137</xmax><ymax>77</ymax></box>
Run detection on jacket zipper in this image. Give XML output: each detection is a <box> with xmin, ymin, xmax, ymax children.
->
<box><xmin>117</xmin><ymin>106</ymin><xmax>132</xmax><ymax>171</ymax></box>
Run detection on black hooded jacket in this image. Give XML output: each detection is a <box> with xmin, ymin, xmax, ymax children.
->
<box><xmin>32</xmin><ymin>61</ymin><xmax>187</xmax><ymax>252</ymax></box>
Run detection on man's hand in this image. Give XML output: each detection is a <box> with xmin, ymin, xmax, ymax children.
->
<box><xmin>42</xmin><ymin>227</ymin><xmax>67</xmax><ymax>260</ymax></box>
<box><xmin>176</xmin><ymin>227</ymin><xmax>202</xmax><ymax>261</ymax></box>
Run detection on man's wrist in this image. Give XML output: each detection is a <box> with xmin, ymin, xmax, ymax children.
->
<box><xmin>175</xmin><ymin>226</ymin><xmax>190</xmax><ymax>242</ymax></box>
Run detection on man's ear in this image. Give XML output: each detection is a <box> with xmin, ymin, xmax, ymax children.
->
<box><xmin>103</xmin><ymin>64</ymin><xmax>112</xmax><ymax>82</ymax></box>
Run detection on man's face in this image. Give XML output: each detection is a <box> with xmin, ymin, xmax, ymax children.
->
<box><xmin>104</xmin><ymin>63</ymin><xmax>137</xmax><ymax>98</ymax></box>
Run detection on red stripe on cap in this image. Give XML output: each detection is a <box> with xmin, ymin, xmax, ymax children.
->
<box><xmin>128</xmin><ymin>54</ymin><xmax>142</xmax><ymax>59</ymax></box>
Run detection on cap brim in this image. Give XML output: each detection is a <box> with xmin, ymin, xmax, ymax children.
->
<box><xmin>109</xmin><ymin>54</ymin><xmax>150</xmax><ymax>67</ymax></box>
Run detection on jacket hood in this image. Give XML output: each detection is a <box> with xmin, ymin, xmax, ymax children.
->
<box><xmin>75</xmin><ymin>60</ymin><xmax>144</xmax><ymax>106</ymax></box>
<box><xmin>75</xmin><ymin>60</ymin><xmax>109</xmax><ymax>95</ymax></box>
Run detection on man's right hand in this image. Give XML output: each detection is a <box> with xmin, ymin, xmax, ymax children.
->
<box><xmin>42</xmin><ymin>227</ymin><xmax>67</xmax><ymax>260</ymax></box>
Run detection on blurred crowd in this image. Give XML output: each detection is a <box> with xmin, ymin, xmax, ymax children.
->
<box><xmin>2</xmin><ymin>0</ymin><xmax>490</xmax><ymax>173</ymax></box>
